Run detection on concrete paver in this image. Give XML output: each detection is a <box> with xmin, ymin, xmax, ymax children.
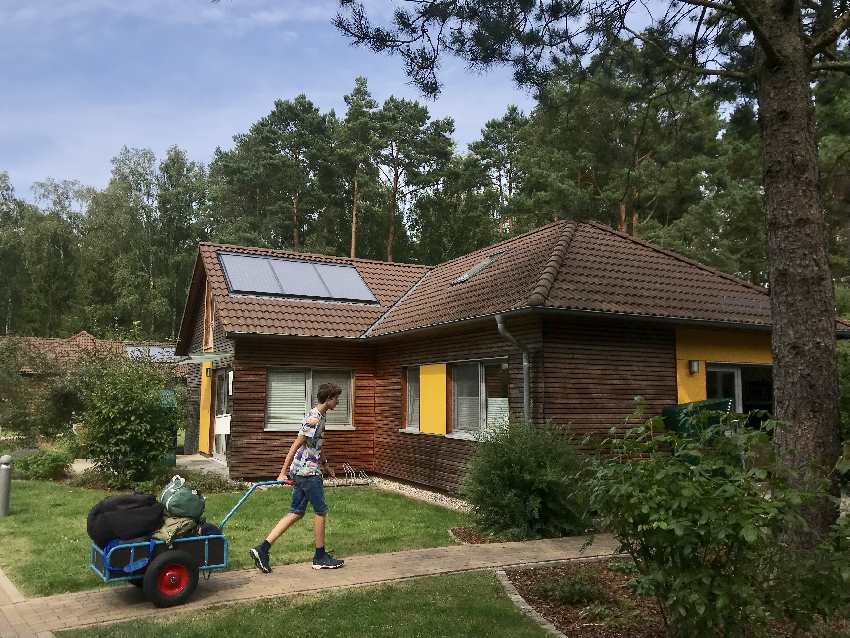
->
<box><xmin>0</xmin><ymin>534</ymin><xmax>617</xmax><ymax>637</ymax></box>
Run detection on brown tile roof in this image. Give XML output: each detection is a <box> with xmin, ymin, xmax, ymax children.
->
<box><xmin>366</xmin><ymin>222</ymin><xmax>567</xmax><ymax>336</ymax></box>
<box><xmin>198</xmin><ymin>243</ymin><xmax>429</xmax><ymax>340</ymax></box>
<box><xmin>180</xmin><ymin>222</ymin><xmax>850</xmax><ymax>345</ymax></box>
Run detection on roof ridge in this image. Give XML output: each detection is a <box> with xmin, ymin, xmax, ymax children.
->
<box><xmin>200</xmin><ymin>242</ymin><xmax>431</xmax><ymax>270</ymax></box>
<box><xmin>428</xmin><ymin>219</ymin><xmax>569</xmax><ymax>270</ymax></box>
<box><xmin>362</xmin><ymin>269</ymin><xmax>431</xmax><ymax>337</ymax></box>
<box><xmin>528</xmin><ymin>221</ymin><xmax>578</xmax><ymax>306</ymax></box>
<box><xmin>586</xmin><ymin>222</ymin><xmax>770</xmax><ymax>296</ymax></box>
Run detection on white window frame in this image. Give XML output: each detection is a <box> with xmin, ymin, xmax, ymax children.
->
<box><xmin>706</xmin><ymin>364</ymin><xmax>743</xmax><ymax>412</ymax></box>
<box><xmin>446</xmin><ymin>358</ymin><xmax>510</xmax><ymax>440</ymax></box>
<box><xmin>400</xmin><ymin>365</ymin><xmax>421</xmax><ymax>434</ymax></box>
<box><xmin>265</xmin><ymin>367</ymin><xmax>354</xmax><ymax>432</ymax></box>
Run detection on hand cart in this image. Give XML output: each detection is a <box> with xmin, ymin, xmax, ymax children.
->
<box><xmin>89</xmin><ymin>480</ymin><xmax>289</xmax><ymax>607</ymax></box>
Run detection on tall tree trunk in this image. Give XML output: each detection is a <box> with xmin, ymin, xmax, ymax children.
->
<box><xmin>758</xmin><ymin>28</ymin><xmax>840</xmax><ymax>544</ymax></box>
<box><xmin>387</xmin><ymin>171</ymin><xmax>399</xmax><ymax>262</ymax></box>
<box><xmin>350</xmin><ymin>170</ymin><xmax>359</xmax><ymax>259</ymax></box>
<box><xmin>292</xmin><ymin>192</ymin><xmax>301</xmax><ymax>251</ymax></box>
<box><xmin>618</xmin><ymin>201</ymin><xmax>628</xmax><ymax>232</ymax></box>
<box><xmin>631</xmin><ymin>207</ymin><xmax>639</xmax><ymax>238</ymax></box>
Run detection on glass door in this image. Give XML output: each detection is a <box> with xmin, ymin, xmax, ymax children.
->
<box><xmin>213</xmin><ymin>368</ymin><xmax>232</xmax><ymax>462</ymax></box>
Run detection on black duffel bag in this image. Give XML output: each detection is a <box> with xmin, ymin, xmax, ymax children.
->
<box><xmin>87</xmin><ymin>493</ymin><xmax>165</xmax><ymax>548</ymax></box>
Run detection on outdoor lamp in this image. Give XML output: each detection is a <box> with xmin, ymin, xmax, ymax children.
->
<box><xmin>688</xmin><ymin>360</ymin><xmax>700</xmax><ymax>375</ymax></box>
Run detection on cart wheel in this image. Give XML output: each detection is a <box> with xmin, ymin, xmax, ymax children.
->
<box><xmin>142</xmin><ymin>550</ymin><xmax>198</xmax><ymax>608</ymax></box>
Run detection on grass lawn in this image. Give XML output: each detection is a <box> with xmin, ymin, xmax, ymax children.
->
<box><xmin>59</xmin><ymin>572</ymin><xmax>547</xmax><ymax>638</ymax></box>
<box><xmin>0</xmin><ymin>480</ymin><xmax>467</xmax><ymax>597</ymax></box>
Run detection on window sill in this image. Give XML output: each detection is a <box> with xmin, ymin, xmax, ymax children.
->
<box><xmin>446</xmin><ymin>431</ymin><xmax>478</xmax><ymax>441</ymax></box>
<box><xmin>398</xmin><ymin>428</ymin><xmax>424</xmax><ymax>435</ymax></box>
<box><xmin>265</xmin><ymin>425</ymin><xmax>355</xmax><ymax>433</ymax></box>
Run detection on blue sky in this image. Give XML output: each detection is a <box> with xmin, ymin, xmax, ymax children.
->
<box><xmin>0</xmin><ymin>0</ymin><xmax>535</xmax><ymax>198</ymax></box>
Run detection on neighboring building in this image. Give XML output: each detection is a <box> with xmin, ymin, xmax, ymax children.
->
<box><xmin>8</xmin><ymin>330</ymin><xmax>185</xmax><ymax>380</ymax></box>
<box><xmin>175</xmin><ymin>221</ymin><xmax>850</xmax><ymax>492</ymax></box>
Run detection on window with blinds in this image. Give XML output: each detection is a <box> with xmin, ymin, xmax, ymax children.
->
<box><xmin>449</xmin><ymin>360</ymin><xmax>511</xmax><ymax>434</ymax></box>
<box><xmin>266</xmin><ymin>368</ymin><xmax>353</xmax><ymax>430</ymax></box>
<box><xmin>311</xmin><ymin>369</ymin><xmax>352</xmax><ymax>427</ymax></box>
<box><xmin>406</xmin><ymin>366</ymin><xmax>420</xmax><ymax>431</ymax></box>
<box><xmin>266</xmin><ymin>369</ymin><xmax>308</xmax><ymax>430</ymax></box>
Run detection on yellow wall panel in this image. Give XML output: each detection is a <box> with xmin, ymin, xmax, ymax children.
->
<box><xmin>419</xmin><ymin>363</ymin><xmax>447</xmax><ymax>435</ymax></box>
<box><xmin>198</xmin><ymin>362</ymin><xmax>212</xmax><ymax>454</ymax></box>
<box><xmin>675</xmin><ymin>326</ymin><xmax>772</xmax><ymax>403</ymax></box>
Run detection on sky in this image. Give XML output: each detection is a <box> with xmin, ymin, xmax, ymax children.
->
<box><xmin>0</xmin><ymin>0</ymin><xmax>535</xmax><ymax>199</ymax></box>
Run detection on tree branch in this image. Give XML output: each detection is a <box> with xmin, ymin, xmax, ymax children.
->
<box><xmin>807</xmin><ymin>10</ymin><xmax>850</xmax><ymax>57</ymax></box>
<box><xmin>811</xmin><ymin>60</ymin><xmax>850</xmax><ymax>71</ymax></box>
<box><xmin>679</xmin><ymin>0</ymin><xmax>738</xmax><ymax>13</ymax></box>
<box><xmin>621</xmin><ymin>26</ymin><xmax>755</xmax><ymax>79</ymax></box>
<box><xmin>728</xmin><ymin>0</ymin><xmax>784</xmax><ymax>66</ymax></box>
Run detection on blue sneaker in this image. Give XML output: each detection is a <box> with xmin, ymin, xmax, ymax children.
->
<box><xmin>250</xmin><ymin>544</ymin><xmax>272</xmax><ymax>573</ymax></box>
<box><xmin>312</xmin><ymin>552</ymin><xmax>345</xmax><ymax>570</ymax></box>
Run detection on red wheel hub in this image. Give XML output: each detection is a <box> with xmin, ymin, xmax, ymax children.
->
<box><xmin>157</xmin><ymin>564</ymin><xmax>190</xmax><ymax>597</ymax></box>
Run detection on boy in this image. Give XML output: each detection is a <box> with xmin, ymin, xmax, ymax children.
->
<box><xmin>250</xmin><ymin>382</ymin><xmax>345</xmax><ymax>573</ymax></box>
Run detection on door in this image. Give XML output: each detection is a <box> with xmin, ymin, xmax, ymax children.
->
<box><xmin>213</xmin><ymin>368</ymin><xmax>232</xmax><ymax>463</ymax></box>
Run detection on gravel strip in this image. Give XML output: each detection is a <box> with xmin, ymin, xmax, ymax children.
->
<box><xmin>372</xmin><ymin>477</ymin><xmax>471</xmax><ymax>513</ymax></box>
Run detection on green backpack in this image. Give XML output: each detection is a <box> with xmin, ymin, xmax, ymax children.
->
<box><xmin>159</xmin><ymin>475</ymin><xmax>205</xmax><ymax>521</ymax></box>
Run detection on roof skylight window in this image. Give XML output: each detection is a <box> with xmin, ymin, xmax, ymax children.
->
<box><xmin>453</xmin><ymin>252</ymin><xmax>502</xmax><ymax>285</ymax></box>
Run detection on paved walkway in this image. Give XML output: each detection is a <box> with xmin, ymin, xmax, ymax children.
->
<box><xmin>0</xmin><ymin>534</ymin><xmax>617</xmax><ymax>637</ymax></box>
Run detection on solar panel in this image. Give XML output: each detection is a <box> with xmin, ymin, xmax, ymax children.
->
<box><xmin>219</xmin><ymin>254</ymin><xmax>280</xmax><ymax>295</ymax></box>
<box><xmin>270</xmin><ymin>259</ymin><xmax>330</xmax><ymax>298</ymax></box>
<box><xmin>219</xmin><ymin>253</ymin><xmax>377</xmax><ymax>303</ymax></box>
<box><xmin>315</xmin><ymin>263</ymin><xmax>378</xmax><ymax>302</ymax></box>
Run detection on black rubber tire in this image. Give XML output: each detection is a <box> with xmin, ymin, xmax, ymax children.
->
<box><xmin>142</xmin><ymin>550</ymin><xmax>199</xmax><ymax>608</ymax></box>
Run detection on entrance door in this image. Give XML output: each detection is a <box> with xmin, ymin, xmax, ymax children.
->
<box><xmin>706</xmin><ymin>364</ymin><xmax>773</xmax><ymax>414</ymax></box>
<box><xmin>213</xmin><ymin>368</ymin><xmax>232</xmax><ymax>463</ymax></box>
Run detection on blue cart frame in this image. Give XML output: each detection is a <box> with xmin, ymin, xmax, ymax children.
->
<box><xmin>89</xmin><ymin>480</ymin><xmax>287</xmax><ymax>603</ymax></box>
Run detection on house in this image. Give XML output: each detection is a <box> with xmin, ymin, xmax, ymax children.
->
<box><xmin>175</xmin><ymin>221</ymin><xmax>850</xmax><ymax>492</ymax></box>
<box><xmin>8</xmin><ymin>330</ymin><xmax>184</xmax><ymax>375</ymax></box>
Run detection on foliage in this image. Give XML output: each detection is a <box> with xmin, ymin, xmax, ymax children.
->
<box><xmin>462</xmin><ymin>420</ymin><xmax>590</xmax><ymax>540</ymax></box>
<box><xmin>590</xmin><ymin>411</ymin><xmax>850</xmax><ymax>636</ymax></box>
<box><xmin>0</xmin><ymin>338</ymin><xmax>51</xmax><ymax>441</ymax></box>
<box><xmin>76</xmin><ymin>353</ymin><xmax>182</xmax><ymax>487</ymax></box>
<box><xmin>12</xmin><ymin>448</ymin><xmax>72</xmax><ymax>480</ymax></box>
<box><xmin>533</xmin><ymin>571</ymin><xmax>609</xmax><ymax>606</ymax></box>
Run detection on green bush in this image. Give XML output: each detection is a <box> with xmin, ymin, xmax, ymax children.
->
<box><xmin>68</xmin><ymin>465</ymin><xmax>240</xmax><ymax>494</ymax></box>
<box><xmin>462</xmin><ymin>420</ymin><xmax>590</xmax><ymax>540</ymax></box>
<box><xmin>590</xmin><ymin>411</ymin><xmax>850</xmax><ymax>637</ymax></box>
<box><xmin>77</xmin><ymin>353</ymin><xmax>183</xmax><ymax>488</ymax></box>
<box><xmin>13</xmin><ymin>449</ymin><xmax>72</xmax><ymax>480</ymax></box>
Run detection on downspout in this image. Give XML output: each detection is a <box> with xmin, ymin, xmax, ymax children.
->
<box><xmin>495</xmin><ymin>314</ymin><xmax>530</xmax><ymax>423</ymax></box>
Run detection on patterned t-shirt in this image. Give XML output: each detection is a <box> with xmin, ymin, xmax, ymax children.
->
<box><xmin>290</xmin><ymin>407</ymin><xmax>326</xmax><ymax>477</ymax></box>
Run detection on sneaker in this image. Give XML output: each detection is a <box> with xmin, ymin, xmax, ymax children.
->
<box><xmin>312</xmin><ymin>552</ymin><xmax>345</xmax><ymax>570</ymax></box>
<box><xmin>250</xmin><ymin>545</ymin><xmax>272</xmax><ymax>574</ymax></box>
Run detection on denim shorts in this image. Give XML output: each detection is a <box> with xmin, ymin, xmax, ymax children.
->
<box><xmin>290</xmin><ymin>475</ymin><xmax>327</xmax><ymax>516</ymax></box>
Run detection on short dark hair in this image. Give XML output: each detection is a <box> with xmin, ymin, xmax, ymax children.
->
<box><xmin>316</xmin><ymin>382</ymin><xmax>342</xmax><ymax>403</ymax></box>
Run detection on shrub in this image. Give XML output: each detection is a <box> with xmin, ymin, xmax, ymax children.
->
<box><xmin>77</xmin><ymin>353</ymin><xmax>183</xmax><ymax>488</ymax></box>
<box><xmin>589</xmin><ymin>410</ymin><xmax>850</xmax><ymax>637</ymax></box>
<box><xmin>462</xmin><ymin>420</ymin><xmax>590</xmax><ymax>540</ymax></box>
<box><xmin>68</xmin><ymin>465</ymin><xmax>240</xmax><ymax>494</ymax></box>
<box><xmin>13</xmin><ymin>448</ymin><xmax>72</xmax><ymax>480</ymax></box>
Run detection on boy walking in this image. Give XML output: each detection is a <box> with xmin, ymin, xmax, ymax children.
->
<box><xmin>250</xmin><ymin>382</ymin><xmax>345</xmax><ymax>573</ymax></box>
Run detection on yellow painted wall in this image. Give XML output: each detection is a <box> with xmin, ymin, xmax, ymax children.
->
<box><xmin>675</xmin><ymin>326</ymin><xmax>772</xmax><ymax>403</ymax></box>
<box><xmin>419</xmin><ymin>363</ymin><xmax>447</xmax><ymax>435</ymax></box>
<box><xmin>198</xmin><ymin>361</ymin><xmax>212</xmax><ymax>454</ymax></box>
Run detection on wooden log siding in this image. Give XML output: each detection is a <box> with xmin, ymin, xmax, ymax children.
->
<box><xmin>373</xmin><ymin>316</ymin><xmax>543</xmax><ymax>493</ymax></box>
<box><xmin>540</xmin><ymin>316</ymin><xmax>677</xmax><ymax>438</ymax></box>
<box><xmin>229</xmin><ymin>336</ymin><xmax>376</xmax><ymax>480</ymax></box>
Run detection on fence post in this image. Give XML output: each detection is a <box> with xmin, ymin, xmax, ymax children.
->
<box><xmin>0</xmin><ymin>455</ymin><xmax>11</xmax><ymax>517</ymax></box>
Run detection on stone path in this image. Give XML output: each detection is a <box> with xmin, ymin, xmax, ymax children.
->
<box><xmin>0</xmin><ymin>534</ymin><xmax>617</xmax><ymax>638</ymax></box>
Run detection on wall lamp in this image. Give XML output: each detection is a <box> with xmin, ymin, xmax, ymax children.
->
<box><xmin>688</xmin><ymin>360</ymin><xmax>700</xmax><ymax>375</ymax></box>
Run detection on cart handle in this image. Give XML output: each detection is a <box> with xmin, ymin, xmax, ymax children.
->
<box><xmin>219</xmin><ymin>480</ymin><xmax>292</xmax><ymax>529</ymax></box>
